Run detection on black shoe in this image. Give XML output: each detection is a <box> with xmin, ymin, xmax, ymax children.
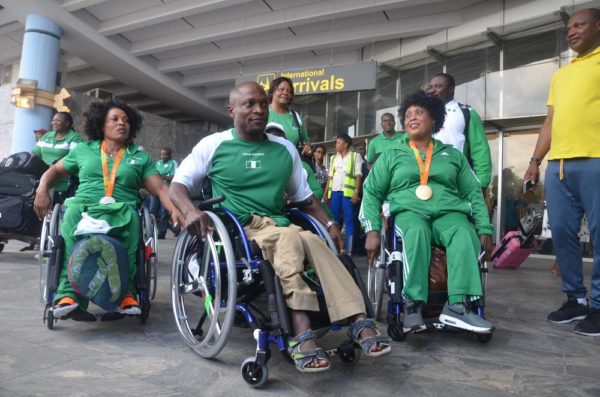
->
<box><xmin>574</xmin><ymin>309</ymin><xmax>600</xmax><ymax>336</ymax></box>
<box><xmin>547</xmin><ymin>298</ymin><xmax>589</xmax><ymax>324</ymax></box>
<box><xmin>157</xmin><ymin>234</ymin><xmax>166</xmax><ymax>240</ymax></box>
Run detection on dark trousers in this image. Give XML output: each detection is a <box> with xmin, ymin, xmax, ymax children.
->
<box><xmin>546</xmin><ymin>159</ymin><xmax>600</xmax><ymax>309</ymax></box>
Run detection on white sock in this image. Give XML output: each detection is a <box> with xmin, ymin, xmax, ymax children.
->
<box><xmin>577</xmin><ymin>297</ymin><xmax>587</xmax><ymax>305</ymax></box>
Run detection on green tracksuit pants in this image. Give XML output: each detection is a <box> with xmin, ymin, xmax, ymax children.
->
<box><xmin>395</xmin><ymin>211</ymin><xmax>482</xmax><ymax>304</ymax></box>
<box><xmin>54</xmin><ymin>204</ymin><xmax>139</xmax><ymax>306</ymax></box>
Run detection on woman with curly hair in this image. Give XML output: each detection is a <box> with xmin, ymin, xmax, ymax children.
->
<box><xmin>359</xmin><ymin>90</ymin><xmax>494</xmax><ymax>334</ymax></box>
<box><xmin>34</xmin><ymin>100</ymin><xmax>184</xmax><ymax>319</ymax></box>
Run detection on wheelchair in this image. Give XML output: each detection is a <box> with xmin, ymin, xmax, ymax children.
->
<box><xmin>171</xmin><ymin>197</ymin><xmax>374</xmax><ymax>388</ymax></box>
<box><xmin>39</xmin><ymin>203</ymin><xmax>158</xmax><ymax>329</ymax></box>
<box><xmin>367</xmin><ymin>215</ymin><xmax>493</xmax><ymax>344</ymax></box>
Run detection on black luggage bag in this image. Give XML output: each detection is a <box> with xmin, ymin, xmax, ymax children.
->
<box><xmin>0</xmin><ymin>170</ymin><xmax>41</xmax><ymax>236</ymax></box>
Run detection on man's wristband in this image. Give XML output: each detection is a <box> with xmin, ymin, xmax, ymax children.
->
<box><xmin>530</xmin><ymin>157</ymin><xmax>541</xmax><ymax>166</ymax></box>
<box><xmin>325</xmin><ymin>220</ymin><xmax>338</xmax><ymax>230</ymax></box>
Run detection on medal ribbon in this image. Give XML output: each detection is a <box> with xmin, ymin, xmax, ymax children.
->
<box><xmin>409</xmin><ymin>140</ymin><xmax>433</xmax><ymax>186</ymax></box>
<box><xmin>100</xmin><ymin>141</ymin><xmax>125</xmax><ymax>198</ymax></box>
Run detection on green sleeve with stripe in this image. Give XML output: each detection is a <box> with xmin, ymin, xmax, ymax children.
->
<box><xmin>466</xmin><ymin>109</ymin><xmax>492</xmax><ymax>188</ymax></box>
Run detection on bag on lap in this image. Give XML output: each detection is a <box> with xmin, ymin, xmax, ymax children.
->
<box><xmin>68</xmin><ymin>234</ymin><xmax>129</xmax><ymax>311</ymax></box>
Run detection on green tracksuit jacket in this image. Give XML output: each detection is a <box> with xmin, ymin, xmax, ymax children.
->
<box><xmin>359</xmin><ymin>137</ymin><xmax>493</xmax><ymax>303</ymax></box>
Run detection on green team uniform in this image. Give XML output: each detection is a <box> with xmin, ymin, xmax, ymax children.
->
<box><xmin>366</xmin><ymin>131</ymin><xmax>404</xmax><ymax>164</ymax></box>
<box><xmin>155</xmin><ymin>159</ymin><xmax>177</xmax><ymax>184</ymax></box>
<box><xmin>54</xmin><ymin>141</ymin><xmax>157</xmax><ymax>305</ymax></box>
<box><xmin>268</xmin><ymin>109</ymin><xmax>309</xmax><ymax>147</ymax></box>
<box><xmin>173</xmin><ymin>129</ymin><xmax>313</xmax><ymax>226</ymax></box>
<box><xmin>32</xmin><ymin>128</ymin><xmax>82</xmax><ymax>192</ymax></box>
<box><xmin>359</xmin><ymin>136</ymin><xmax>493</xmax><ymax>304</ymax></box>
<box><xmin>434</xmin><ymin>100</ymin><xmax>492</xmax><ymax>187</ymax></box>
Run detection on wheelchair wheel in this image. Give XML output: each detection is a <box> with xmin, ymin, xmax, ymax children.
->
<box><xmin>241</xmin><ymin>357</ymin><xmax>269</xmax><ymax>388</ymax></box>
<box><xmin>338</xmin><ymin>341</ymin><xmax>361</xmax><ymax>365</ymax></box>
<box><xmin>171</xmin><ymin>212</ymin><xmax>237</xmax><ymax>359</ymax></box>
<box><xmin>367</xmin><ymin>233</ymin><xmax>386</xmax><ymax>320</ymax></box>
<box><xmin>304</xmin><ymin>214</ymin><xmax>338</xmax><ymax>255</ymax></box>
<box><xmin>387</xmin><ymin>320</ymin><xmax>407</xmax><ymax>342</ymax></box>
<box><xmin>476</xmin><ymin>332</ymin><xmax>493</xmax><ymax>344</ymax></box>
<box><xmin>39</xmin><ymin>204</ymin><xmax>61</xmax><ymax>303</ymax></box>
<box><xmin>142</xmin><ymin>207</ymin><xmax>158</xmax><ymax>300</ymax></box>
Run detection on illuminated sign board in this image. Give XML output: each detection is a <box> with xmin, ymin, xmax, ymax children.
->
<box><xmin>236</xmin><ymin>62</ymin><xmax>377</xmax><ymax>95</ymax></box>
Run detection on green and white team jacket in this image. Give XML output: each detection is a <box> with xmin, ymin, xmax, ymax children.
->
<box><xmin>359</xmin><ymin>137</ymin><xmax>493</xmax><ymax>236</ymax></box>
<box><xmin>173</xmin><ymin>129</ymin><xmax>312</xmax><ymax>226</ymax></box>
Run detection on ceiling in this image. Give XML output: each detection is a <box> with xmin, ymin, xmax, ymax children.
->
<box><xmin>0</xmin><ymin>0</ymin><xmax>485</xmax><ymax>125</ymax></box>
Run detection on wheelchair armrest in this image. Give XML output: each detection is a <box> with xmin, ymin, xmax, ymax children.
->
<box><xmin>286</xmin><ymin>199</ymin><xmax>312</xmax><ymax>209</ymax></box>
<box><xmin>196</xmin><ymin>195</ymin><xmax>224</xmax><ymax>210</ymax></box>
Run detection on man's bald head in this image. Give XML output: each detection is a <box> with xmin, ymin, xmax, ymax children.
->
<box><xmin>229</xmin><ymin>82</ymin><xmax>265</xmax><ymax>106</ymax></box>
<box><xmin>227</xmin><ymin>81</ymin><xmax>269</xmax><ymax>138</ymax></box>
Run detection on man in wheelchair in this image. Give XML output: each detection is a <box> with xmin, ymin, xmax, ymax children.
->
<box><xmin>360</xmin><ymin>90</ymin><xmax>495</xmax><ymax>334</ymax></box>
<box><xmin>170</xmin><ymin>82</ymin><xmax>391</xmax><ymax>372</ymax></box>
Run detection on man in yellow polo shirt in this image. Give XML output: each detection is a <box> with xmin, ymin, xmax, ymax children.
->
<box><xmin>524</xmin><ymin>8</ymin><xmax>600</xmax><ymax>336</ymax></box>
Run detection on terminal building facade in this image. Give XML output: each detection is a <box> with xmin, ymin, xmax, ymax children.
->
<box><xmin>0</xmin><ymin>0</ymin><xmax>598</xmax><ymax>251</ymax></box>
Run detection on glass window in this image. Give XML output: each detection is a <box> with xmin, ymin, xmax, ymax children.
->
<box><xmin>504</xmin><ymin>30</ymin><xmax>562</xmax><ymax>70</ymax></box>
<box><xmin>399</xmin><ymin>61</ymin><xmax>443</xmax><ymax>98</ymax></box>
<box><xmin>358</xmin><ymin>90</ymin><xmax>376</xmax><ymax>136</ymax></box>
<box><xmin>375</xmin><ymin>73</ymin><xmax>397</xmax><ymax>109</ymax></box>
<box><xmin>333</xmin><ymin>91</ymin><xmax>358</xmax><ymax>137</ymax></box>
<box><xmin>294</xmin><ymin>93</ymin><xmax>327</xmax><ymax>143</ymax></box>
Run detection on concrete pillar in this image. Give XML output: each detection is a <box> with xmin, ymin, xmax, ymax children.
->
<box><xmin>10</xmin><ymin>14</ymin><xmax>62</xmax><ymax>154</ymax></box>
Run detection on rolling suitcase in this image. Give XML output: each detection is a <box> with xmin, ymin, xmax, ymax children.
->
<box><xmin>491</xmin><ymin>231</ymin><xmax>536</xmax><ymax>269</ymax></box>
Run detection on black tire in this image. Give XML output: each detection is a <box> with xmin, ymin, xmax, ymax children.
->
<box><xmin>241</xmin><ymin>358</ymin><xmax>269</xmax><ymax>388</ymax></box>
<box><xmin>142</xmin><ymin>208</ymin><xmax>158</xmax><ymax>301</ymax></box>
<box><xmin>387</xmin><ymin>321</ymin><xmax>407</xmax><ymax>342</ymax></box>
<box><xmin>476</xmin><ymin>332</ymin><xmax>493</xmax><ymax>344</ymax></box>
<box><xmin>338</xmin><ymin>341</ymin><xmax>361</xmax><ymax>365</ymax></box>
<box><xmin>0</xmin><ymin>242</ymin><xmax>4</xmax><ymax>253</ymax></box>
<box><xmin>139</xmin><ymin>296</ymin><xmax>150</xmax><ymax>324</ymax></box>
<box><xmin>39</xmin><ymin>204</ymin><xmax>61</xmax><ymax>303</ymax></box>
<box><xmin>338</xmin><ymin>254</ymin><xmax>375</xmax><ymax>318</ymax></box>
<box><xmin>47</xmin><ymin>309</ymin><xmax>54</xmax><ymax>330</ymax></box>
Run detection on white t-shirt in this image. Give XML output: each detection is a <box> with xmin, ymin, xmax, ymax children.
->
<box><xmin>434</xmin><ymin>99</ymin><xmax>466</xmax><ymax>152</ymax></box>
<box><xmin>331</xmin><ymin>152</ymin><xmax>363</xmax><ymax>192</ymax></box>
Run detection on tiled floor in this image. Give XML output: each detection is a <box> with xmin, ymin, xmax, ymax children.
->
<box><xmin>0</xmin><ymin>238</ymin><xmax>598</xmax><ymax>397</ymax></box>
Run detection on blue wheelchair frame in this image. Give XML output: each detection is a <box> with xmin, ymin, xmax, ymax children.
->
<box><xmin>40</xmin><ymin>203</ymin><xmax>155</xmax><ymax>329</ymax></box>
<box><xmin>171</xmin><ymin>205</ymin><xmax>369</xmax><ymax>387</ymax></box>
<box><xmin>371</xmin><ymin>215</ymin><xmax>491</xmax><ymax>343</ymax></box>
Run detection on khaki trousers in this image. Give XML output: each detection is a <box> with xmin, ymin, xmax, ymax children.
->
<box><xmin>244</xmin><ymin>216</ymin><xmax>365</xmax><ymax>322</ymax></box>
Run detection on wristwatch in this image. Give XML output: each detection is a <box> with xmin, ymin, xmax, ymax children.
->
<box><xmin>530</xmin><ymin>157</ymin><xmax>541</xmax><ymax>166</ymax></box>
<box><xmin>325</xmin><ymin>220</ymin><xmax>338</xmax><ymax>230</ymax></box>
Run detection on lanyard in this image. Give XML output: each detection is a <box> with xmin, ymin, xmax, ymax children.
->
<box><xmin>100</xmin><ymin>141</ymin><xmax>125</xmax><ymax>197</ymax></box>
<box><xmin>409</xmin><ymin>140</ymin><xmax>433</xmax><ymax>185</ymax></box>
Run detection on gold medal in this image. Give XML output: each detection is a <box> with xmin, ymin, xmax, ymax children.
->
<box><xmin>415</xmin><ymin>184</ymin><xmax>433</xmax><ymax>201</ymax></box>
<box><xmin>409</xmin><ymin>141</ymin><xmax>434</xmax><ymax>202</ymax></box>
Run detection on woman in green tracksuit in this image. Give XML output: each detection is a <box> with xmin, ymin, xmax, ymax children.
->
<box><xmin>359</xmin><ymin>90</ymin><xmax>494</xmax><ymax>334</ymax></box>
<box><xmin>32</xmin><ymin>112</ymin><xmax>82</xmax><ymax>197</ymax></box>
<box><xmin>34</xmin><ymin>100</ymin><xmax>184</xmax><ymax>320</ymax></box>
